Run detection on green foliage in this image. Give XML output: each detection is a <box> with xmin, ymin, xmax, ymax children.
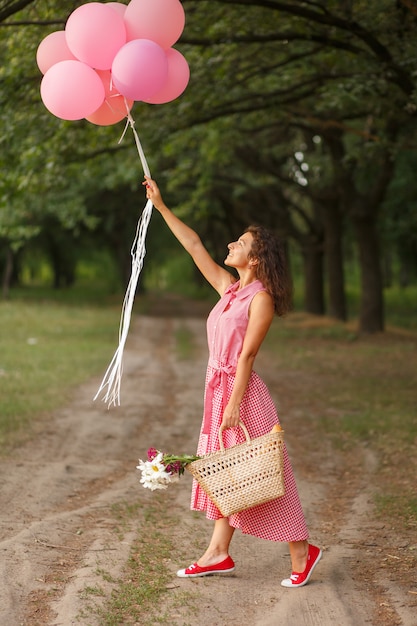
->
<box><xmin>144</xmin><ymin>250</ymin><xmax>211</xmax><ymax>299</ymax></box>
<box><xmin>381</xmin><ymin>148</ymin><xmax>417</xmax><ymax>281</ymax></box>
<box><xmin>0</xmin><ymin>1</ymin><xmax>141</xmax><ymax>250</ymax></box>
<box><xmin>1</xmin><ymin>0</ymin><xmax>417</xmax><ymax>332</ymax></box>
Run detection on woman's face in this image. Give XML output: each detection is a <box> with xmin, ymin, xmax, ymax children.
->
<box><xmin>224</xmin><ymin>232</ymin><xmax>254</xmax><ymax>268</ymax></box>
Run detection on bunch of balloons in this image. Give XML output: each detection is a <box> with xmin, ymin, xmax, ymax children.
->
<box><xmin>37</xmin><ymin>0</ymin><xmax>189</xmax><ymax>125</ymax></box>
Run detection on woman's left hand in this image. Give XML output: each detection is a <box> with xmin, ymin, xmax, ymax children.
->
<box><xmin>221</xmin><ymin>401</ymin><xmax>241</xmax><ymax>429</ymax></box>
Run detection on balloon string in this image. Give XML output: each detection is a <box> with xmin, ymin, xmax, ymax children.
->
<box><xmin>94</xmin><ymin>106</ymin><xmax>153</xmax><ymax>407</ymax></box>
<box><xmin>125</xmin><ymin>109</ymin><xmax>151</xmax><ymax>178</ymax></box>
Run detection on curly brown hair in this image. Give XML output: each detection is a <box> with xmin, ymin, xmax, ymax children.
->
<box><xmin>245</xmin><ymin>225</ymin><xmax>293</xmax><ymax>316</ymax></box>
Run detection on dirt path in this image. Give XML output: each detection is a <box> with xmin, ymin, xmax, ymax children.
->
<box><xmin>0</xmin><ymin>313</ymin><xmax>415</xmax><ymax>626</ymax></box>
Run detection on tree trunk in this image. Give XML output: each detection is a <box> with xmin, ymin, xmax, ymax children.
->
<box><xmin>302</xmin><ymin>242</ymin><xmax>325</xmax><ymax>315</ymax></box>
<box><xmin>321</xmin><ymin>204</ymin><xmax>347</xmax><ymax>321</ymax></box>
<box><xmin>320</xmin><ymin>123</ymin><xmax>396</xmax><ymax>332</ymax></box>
<box><xmin>351</xmin><ymin>214</ymin><xmax>384</xmax><ymax>333</ymax></box>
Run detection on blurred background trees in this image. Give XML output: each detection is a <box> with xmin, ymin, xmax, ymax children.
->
<box><xmin>1</xmin><ymin>0</ymin><xmax>416</xmax><ymax>331</ymax></box>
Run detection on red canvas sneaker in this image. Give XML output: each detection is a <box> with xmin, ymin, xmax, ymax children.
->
<box><xmin>281</xmin><ymin>544</ymin><xmax>322</xmax><ymax>588</ymax></box>
<box><xmin>177</xmin><ymin>555</ymin><xmax>235</xmax><ymax>578</ymax></box>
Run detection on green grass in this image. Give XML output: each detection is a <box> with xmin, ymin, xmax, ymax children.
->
<box><xmin>1</xmin><ymin>285</ymin><xmax>416</xmax><ymax>623</ymax></box>
<box><xmin>266</xmin><ymin>312</ymin><xmax>417</xmax><ymax>523</ymax></box>
<box><xmin>9</xmin><ymin>282</ymin><xmax>123</xmax><ymax>307</ymax></box>
<box><xmin>0</xmin><ymin>298</ymin><xmax>121</xmax><ymax>448</ymax></box>
<box><xmin>95</xmin><ymin>498</ymin><xmax>198</xmax><ymax>626</ymax></box>
<box><xmin>384</xmin><ymin>284</ymin><xmax>417</xmax><ymax>330</ymax></box>
<box><xmin>375</xmin><ymin>494</ymin><xmax>417</xmax><ymax>527</ymax></box>
<box><xmin>291</xmin><ymin>274</ymin><xmax>417</xmax><ymax>331</ymax></box>
<box><xmin>175</xmin><ymin>324</ymin><xmax>195</xmax><ymax>360</ymax></box>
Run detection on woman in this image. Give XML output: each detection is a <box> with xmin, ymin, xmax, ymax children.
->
<box><xmin>144</xmin><ymin>176</ymin><xmax>322</xmax><ymax>588</ymax></box>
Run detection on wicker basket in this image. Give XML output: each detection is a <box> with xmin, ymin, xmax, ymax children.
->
<box><xmin>187</xmin><ymin>422</ymin><xmax>285</xmax><ymax>517</ymax></box>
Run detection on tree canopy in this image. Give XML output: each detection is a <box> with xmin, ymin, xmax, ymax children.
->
<box><xmin>1</xmin><ymin>0</ymin><xmax>417</xmax><ymax>330</ymax></box>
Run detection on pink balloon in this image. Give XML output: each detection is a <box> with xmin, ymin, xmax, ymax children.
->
<box><xmin>86</xmin><ymin>69</ymin><xmax>133</xmax><ymax>126</ymax></box>
<box><xmin>111</xmin><ymin>39</ymin><xmax>168</xmax><ymax>101</ymax></box>
<box><xmin>143</xmin><ymin>48</ymin><xmax>189</xmax><ymax>104</ymax></box>
<box><xmin>106</xmin><ymin>1</ymin><xmax>127</xmax><ymax>16</ymax></box>
<box><xmin>65</xmin><ymin>2</ymin><xmax>126</xmax><ymax>70</ymax></box>
<box><xmin>124</xmin><ymin>0</ymin><xmax>185</xmax><ymax>49</ymax></box>
<box><xmin>36</xmin><ymin>30</ymin><xmax>77</xmax><ymax>74</ymax></box>
<box><xmin>40</xmin><ymin>60</ymin><xmax>105</xmax><ymax>121</ymax></box>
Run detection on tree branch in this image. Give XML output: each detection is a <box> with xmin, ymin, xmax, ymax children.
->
<box><xmin>185</xmin><ymin>0</ymin><xmax>414</xmax><ymax>94</ymax></box>
<box><xmin>0</xmin><ymin>0</ymin><xmax>33</xmax><ymax>21</ymax></box>
<box><xmin>181</xmin><ymin>31</ymin><xmax>365</xmax><ymax>57</ymax></box>
<box><xmin>0</xmin><ymin>19</ymin><xmax>65</xmax><ymax>26</ymax></box>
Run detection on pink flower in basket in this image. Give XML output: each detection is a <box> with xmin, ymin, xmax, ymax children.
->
<box><xmin>137</xmin><ymin>448</ymin><xmax>199</xmax><ymax>491</ymax></box>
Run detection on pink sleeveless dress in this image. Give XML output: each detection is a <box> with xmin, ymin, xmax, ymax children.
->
<box><xmin>191</xmin><ymin>279</ymin><xmax>309</xmax><ymax>542</ymax></box>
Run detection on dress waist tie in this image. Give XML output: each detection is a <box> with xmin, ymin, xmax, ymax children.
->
<box><xmin>194</xmin><ymin>359</ymin><xmax>237</xmax><ymax>512</ymax></box>
<box><xmin>202</xmin><ymin>359</ymin><xmax>236</xmax><ymax>435</ymax></box>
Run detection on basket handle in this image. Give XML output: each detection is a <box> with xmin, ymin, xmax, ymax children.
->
<box><xmin>218</xmin><ymin>421</ymin><xmax>251</xmax><ymax>452</ymax></box>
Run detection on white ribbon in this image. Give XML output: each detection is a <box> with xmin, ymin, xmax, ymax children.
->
<box><xmin>94</xmin><ymin>110</ymin><xmax>152</xmax><ymax>407</ymax></box>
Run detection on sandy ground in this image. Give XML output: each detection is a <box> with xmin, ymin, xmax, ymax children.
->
<box><xmin>0</xmin><ymin>310</ymin><xmax>416</xmax><ymax>626</ymax></box>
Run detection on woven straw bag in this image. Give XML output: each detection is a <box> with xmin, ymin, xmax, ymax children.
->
<box><xmin>187</xmin><ymin>422</ymin><xmax>285</xmax><ymax>517</ymax></box>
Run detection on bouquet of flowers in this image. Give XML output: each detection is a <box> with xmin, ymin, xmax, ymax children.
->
<box><xmin>137</xmin><ymin>447</ymin><xmax>200</xmax><ymax>491</ymax></box>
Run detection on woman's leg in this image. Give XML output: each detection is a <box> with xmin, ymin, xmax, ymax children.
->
<box><xmin>288</xmin><ymin>539</ymin><xmax>309</xmax><ymax>572</ymax></box>
<box><xmin>197</xmin><ymin>518</ymin><xmax>235</xmax><ymax>567</ymax></box>
<box><xmin>282</xmin><ymin>540</ymin><xmax>322</xmax><ymax>587</ymax></box>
